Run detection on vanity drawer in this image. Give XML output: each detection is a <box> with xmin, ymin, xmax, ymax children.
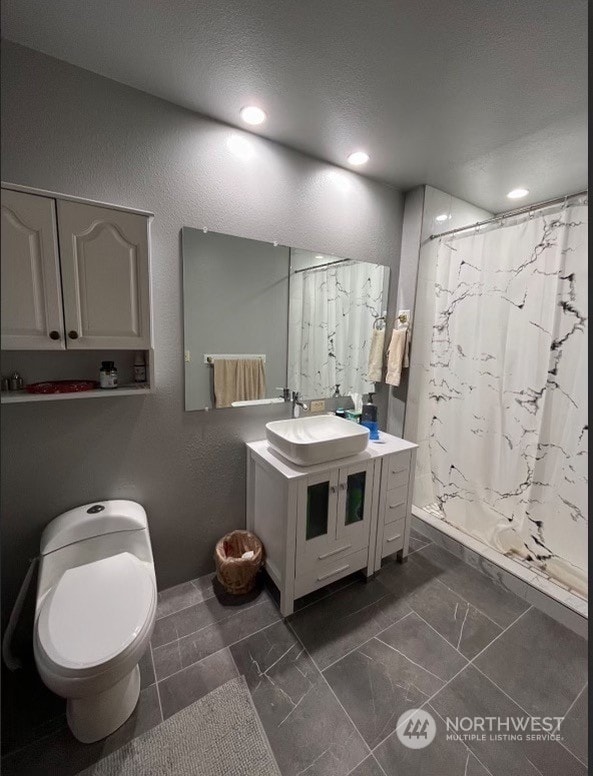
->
<box><xmin>385</xmin><ymin>452</ymin><xmax>411</xmax><ymax>491</ymax></box>
<box><xmin>295</xmin><ymin>547</ymin><xmax>368</xmax><ymax>599</ymax></box>
<box><xmin>384</xmin><ymin>484</ymin><xmax>408</xmax><ymax>524</ymax></box>
<box><xmin>382</xmin><ymin>518</ymin><xmax>405</xmax><ymax>558</ymax></box>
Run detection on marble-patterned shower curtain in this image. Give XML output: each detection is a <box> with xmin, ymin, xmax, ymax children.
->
<box><xmin>423</xmin><ymin>202</ymin><xmax>588</xmax><ymax>591</ymax></box>
<box><xmin>288</xmin><ymin>261</ymin><xmax>386</xmax><ymax>397</ymax></box>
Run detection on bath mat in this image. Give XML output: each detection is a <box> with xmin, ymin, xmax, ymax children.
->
<box><xmin>78</xmin><ymin>676</ymin><xmax>280</xmax><ymax>776</ymax></box>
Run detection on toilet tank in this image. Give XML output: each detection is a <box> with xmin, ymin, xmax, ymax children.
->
<box><xmin>36</xmin><ymin>500</ymin><xmax>154</xmax><ymax>609</ymax></box>
<box><xmin>41</xmin><ymin>500</ymin><xmax>148</xmax><ymax>555</ymax></box>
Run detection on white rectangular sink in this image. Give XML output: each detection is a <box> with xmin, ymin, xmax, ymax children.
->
<box><xmin>265</xmin><ymin>415</ymin><xmax>369</xmax><ymax>466</ymax></box>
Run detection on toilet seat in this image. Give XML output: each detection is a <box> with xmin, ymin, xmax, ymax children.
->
<box><xmin>37</xmin><ymin>552</ymin><xmax>155</xmax><ymax>676</ymax></box>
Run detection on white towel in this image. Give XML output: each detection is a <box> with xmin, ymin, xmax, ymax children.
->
<box><xmin>385</xmin><ymin>327</ymin><xmax>409</xmax><ymax>386</ymax></box>
<box><xmin>368</xmin><ymin>327</ymin><xmax>386</xmax><ymax>382</ymax></box>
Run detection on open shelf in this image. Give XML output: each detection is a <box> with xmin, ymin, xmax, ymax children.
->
<box><xmin>1</xmin><ymin>384</ymin><xmax>151</xmax><ymax>404</ymax></box>
<box><xmin>1</xmin><ymin>348</ymin><xmax>154</xmax><ymax>405</ymax></box>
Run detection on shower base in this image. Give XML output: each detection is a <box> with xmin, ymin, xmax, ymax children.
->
<box><xmin>412</xmin><ymin>504</ymin><xmax>587</xmax><ymax>639</ymax></box>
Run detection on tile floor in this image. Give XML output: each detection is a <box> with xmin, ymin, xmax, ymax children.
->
<box><xmin>2</xmin><ymin>530</ymin><xmax>588</xmax><ymax>776</ymax></box>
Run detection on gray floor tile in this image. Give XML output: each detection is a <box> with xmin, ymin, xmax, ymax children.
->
<box><xmin>152</xmin><ymin>594</ymin><xmax>281</xmax><ymax>680</ymax></box>
<box><xmin>347</xmin><ymin>754</ymin><xmax>385</xmax><ymax>776</ymax></box>
<box><xmin>324</xmin><ymin>636</ymin><xmax>444</xmax><ymax>748</ymax></box>
<box><xmin>376</xmin><ymin>550</ymin><xmax>440</xmax><ymax>599</ymax></box>
<box><xmin>158</xmin><ymin>648</ymin><xmax>238</xmax><ymax>720</ymax></box>
<box><xmin>430</xmin><ymin>665</ymin><xmax>587</xmax><ymax>775</ymax></box>
<box><xmin>407</xmin><ymin>579</ymin><xmax>502</xmax><ymax>659</ymax></box>
<box><xmin>151</xmin><ymin>586</ymin><xmax>271</xmax><ymax>647</ymax></box>
<box><xmin>231</xmin><ymin>620</ymin><xmax>369</xmax><ymax>776</ymax></box>
<box><xmin>411</xmin><ymin>544</ymin><xmax>529</xmax><ymax>627</ymax></box>
<box><xmin>0</xmin><ymin>662</ymin><xmax>65</xmax><ymax>757</ymax></box>
<box><xmin>294</xmin><ymin>573</ymin><xmax>359</xmax><ymax>611</ymax></box>
<box><xmin>138</xmin><ymin>647</ymin><xmax>155</xmax><ymax>688</ymax></box>
<box><xmin>0</xmin><ymin>685</ymin><xmax>162</xmax><ymax>776</ymax></box>
<box><xmin>377</xmin><ymin>611</ymin><xmax>468</xmax><ymax>680</ymax></box>
<box><xmin>374</xmin><ymin>710</ymin><xmax>491</xmax><ymax>776</ymax></box>
<box><xmin>561</xmin><ymin>685</ymin><xmax>588</xmax><ymax>765</ymax></box>
<box><xmin>474</xmin><ymin>606</ymin><xmax>588</xmax><ymax>718</ymax></box>
<box><xmin>156</xmin><ymin>573</ymin><xmax>216</xmax><ymax>619</ymax></box>
<box><xmin>408</xmin><ymin>529</ymin><xmax>432</xmax><ymax>554</ymax></box>
<box><xmin>289</xmin><ymin>579</ymin><xmax>411</xmax><ymax>671</ymax></box>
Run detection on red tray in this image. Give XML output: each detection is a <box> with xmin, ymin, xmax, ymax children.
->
<box><xmin>26</xmin><ymin>380</ymin><xmax>100</xmax><ymax>394</ymax></box>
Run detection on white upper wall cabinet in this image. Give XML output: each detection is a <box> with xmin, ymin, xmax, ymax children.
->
<box><xmin>57</xmin><ymin>201</ymin><xmax>151</xmax><ymax>349</ymax></box>
<box><xmin>1</xmin><ymin>189</ymin><xmax>65</xmax><ymax>349</ymax></box>
<box><xmin>1</xmin><ymin>186</ymin><xmax>152</xmax><ymax>351</ymax></box>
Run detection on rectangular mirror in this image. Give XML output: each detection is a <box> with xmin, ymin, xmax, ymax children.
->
<box><xmin>288</xmin><ymin>250</ymin><xmax>390</xmax><ymax>398</ymax></box>
<box><xmin>182</xmin><ymin>230</ymin><xmax>390</xmax><ymax>411</ymax></box>
<box><xmin>182</xmin><ymin>228</ymin><xmax>290</xmax><ymax>410</ymax></box>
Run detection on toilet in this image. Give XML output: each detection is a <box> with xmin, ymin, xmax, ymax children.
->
<box><xmin>33</xmin><ymin>500</ymin><xmax>157</xmax><ymax>743</ymax></box>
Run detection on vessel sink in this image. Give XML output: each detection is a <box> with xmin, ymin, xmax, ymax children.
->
<box><xmin>265</xmin><ymin>415</ymin><xmax>369</xmax><ymax>466</ymax></box>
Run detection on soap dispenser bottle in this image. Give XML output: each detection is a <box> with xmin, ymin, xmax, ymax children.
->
<box><xmin>361</xmin><ymin>393</ymin><xmax>379</xmax><ymax>440</ymax></box>
<box><xmin>361</xmin><ymin>393</ymin><xmax>378</xmax><ymax>423</ymax></box>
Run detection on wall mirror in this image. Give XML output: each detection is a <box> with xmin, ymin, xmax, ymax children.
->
<box><xmin>288</xmin><ymin>250</ymin><xmax>390</xmax><ymax>399</ymax></box>
<box><xmin>182</xmin><ymin>228</ymin><xmax>290</xmax><ymax>411</ymax></box>
<box><xmin>182</xmin><ymin>228</ymin><xmax>390</xmax><ymax>411</ymax></box>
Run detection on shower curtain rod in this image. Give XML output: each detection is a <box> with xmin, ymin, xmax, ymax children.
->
<box><xmin>429</xmin><ymin>189</ymin><xmax>588</xmax><ymax>241</ymax></box>
<box><xmin>292</xmin><ymin>257</ymin><xmax>352</xmax><ymax>274</ymax></box>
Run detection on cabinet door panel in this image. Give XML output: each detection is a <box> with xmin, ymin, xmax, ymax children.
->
<box><xmin>1</xmin><ymin>189</ymin><xmax>64</xmax><ymax>349</ymax></box>
<box><xmin>336</xmin><ymin>461</ymin><xmax>373</xmax><ymax>551</ymax></box>
<box><xmin>297</xmin><ymin>470</ymin><xmax>338</xmax><ymax>564</ymax></box>
<box><xmin>57</xmin><ymin>201</ymin><xmax>150</xmax><ymax>349</ymax></box>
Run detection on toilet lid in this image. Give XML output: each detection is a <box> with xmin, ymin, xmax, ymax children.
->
<box><xmin>38</xmin><ymin>552</ymin><xmax>155</xmax><ymax>671</ymax></box>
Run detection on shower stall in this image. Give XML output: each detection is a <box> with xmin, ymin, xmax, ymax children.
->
<box><xmin>405</xmin><ymin>189</ymin><xmax>588</xmax><ymax>608</ymax></box>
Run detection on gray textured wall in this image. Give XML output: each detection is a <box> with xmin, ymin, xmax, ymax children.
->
<box><xmin>0</xmin><ymin>41</ymin><xmax>403</xmax><ymax>619</ymax></box>
<box><xmin>386</xmin><ymin>186</ymin><xmax>425</xmax><ymax>437</ymax></box>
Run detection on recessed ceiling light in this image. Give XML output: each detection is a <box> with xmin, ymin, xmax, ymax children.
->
<box><xmin>315</xmin><ymin>255</ymin><xmax>324</xmax><ymax>259</ymax></box>
<box><xmin>347</xmin><ymin>151</ymin><xmax>369</xmax><ymax>166</ymax></box>
<box><xmin>435</xmin><ymin>213</ymin><xmax>450</xmax><ymax>222</ymax></box>
<box><xmin>507</xmin><ymin>188</ymin><xmax>529</xmax><ymax>199</ymax></box>
<box><xmin>240</xmin><ymin>106</ymin><xmax>267</xmax><ymax>125</ymax></box>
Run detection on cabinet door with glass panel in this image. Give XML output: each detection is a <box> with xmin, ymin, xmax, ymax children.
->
<box><xmin>336</xmin><ymin>461</ymin><xmax>373</xmax><ymax>551</ymax></box>
<box><xmin>297</xmin><ymin>461</ymin><xmax>373</xmax><ymax>567</ymax></box>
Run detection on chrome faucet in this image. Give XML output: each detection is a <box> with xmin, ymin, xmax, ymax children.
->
<box><xmin>291</xmin><ymin>390</ymin><xmax>308</xmax><ymax>417</ymax></box>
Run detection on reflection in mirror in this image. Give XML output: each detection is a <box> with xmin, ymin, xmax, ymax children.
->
<box><xmin>182</xmin><ymin>228</ymin><xmax>290</xmax><ymax>410</ymax></box>
<box><xmin>288</xmin><ymin>250</ymin><xmax>390</xmax><ymax>398</ymax></box>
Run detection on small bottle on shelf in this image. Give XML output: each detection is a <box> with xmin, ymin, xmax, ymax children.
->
<box><xmin>99</xmin><ymin>361</ymin><xmax>118</xmax><ymax>389</ymax></box>
<box><xmin>9</xmin><ymin>372</ymin><xmax>24</xmax><ymax>391</ymax></box>
<box><xmin>133</xmin><ymin>352</ymin><xmax>147</xmax><ymax>383</ymax></box>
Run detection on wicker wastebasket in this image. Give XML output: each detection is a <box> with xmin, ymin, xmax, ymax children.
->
<box><xmin>215</xmin><ymin>530</ymin><xmax>264</xmax><ymax>595</ymax></box>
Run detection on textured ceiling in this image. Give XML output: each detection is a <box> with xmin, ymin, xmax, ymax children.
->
<box><xmin>1</xmin><ymin>0</ymin><xmax>588</xmax><ymax>212</ymax></box>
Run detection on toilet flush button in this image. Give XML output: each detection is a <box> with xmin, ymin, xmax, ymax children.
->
<box><xmin>86</xmin><ymin>504</ymin><xmax>105</xmax><ymax>514</ymax></box>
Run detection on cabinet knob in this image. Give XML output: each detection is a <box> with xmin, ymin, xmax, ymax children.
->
<box><xmin>330</xmin><ymin>485</ymin><xmax>337</xmax><ymax>494</ymax></box>
<box><xmin>49</xmin><ymin>330</ymin><xmax>60</xmax><ymax>340</ymax></box>
<box><xmin>68</xmin><ymin>330</ymin><xmax>79</xmax><ymax>339</ymax></box>
<box><xmin>339</xmin><ymin>483</ymin><xmax>346</xmax><ymax>491</ymax></box>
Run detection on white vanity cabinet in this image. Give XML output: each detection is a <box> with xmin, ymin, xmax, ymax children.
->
<box><xmin>1</xmin><ymin>186</ymin><xmax>152</xmax><ymax>351</ymax></box>
<box><xmin>246</xmin><ymin>432</ymin><xmax>417</xmax><ymax>616</ymax></box>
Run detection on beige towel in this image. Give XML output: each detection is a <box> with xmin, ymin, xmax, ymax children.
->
<box><xmin>368</xmin><ymin>327</ymin><xmax>386</xmax><ymax>382</ymax></box>
<box><xmin>385</xmin><ymin>328</ymin><xmax>409</xmax><ymax>386</ymax></box>
<box><xmin>213</xmin><ymin>359</ymin><xmax>266</xmax><ymax>408</ymax></box>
